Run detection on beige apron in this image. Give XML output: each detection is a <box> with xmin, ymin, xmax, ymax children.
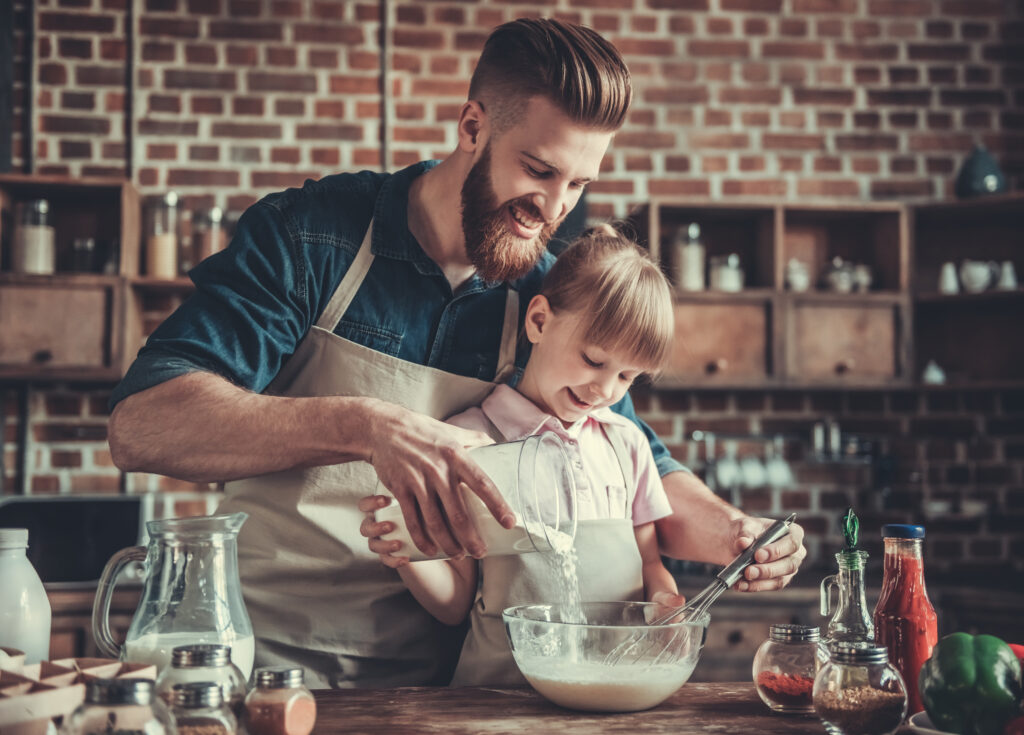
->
<box><xmin>450</xmin><ymin>423</ymin><xmax>644</xmax><ymax>687</ymax></box>
<box><xmin>218</xmin><ymin>219</ymin><xmax>520</xmax><ymax>689</ymax></box>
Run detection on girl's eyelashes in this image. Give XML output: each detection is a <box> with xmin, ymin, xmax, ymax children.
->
<box><xmin>581</xmin><ymin>352</ymin><xmax>602</xmax><ymax>368</ymax></box>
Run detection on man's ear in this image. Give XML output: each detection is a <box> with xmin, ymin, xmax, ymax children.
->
<box><xmin>457</xmin><ymin>100</ymin><xmax>487</xmax><ymax>153</ymax></box>
<box><xmin>524</xmin><ymin>295</ymin><xmax>551</xmax><ymax>344</ymax></box>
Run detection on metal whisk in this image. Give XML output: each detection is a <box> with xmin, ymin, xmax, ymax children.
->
<box><xmin>603</xmin><ymin>514</ymin><xmax>797</xmax><ymax>666</ymax></box>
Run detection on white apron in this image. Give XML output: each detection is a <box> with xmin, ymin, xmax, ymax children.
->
<box><xmin>218</xmin><ymin>219</ymin><xmax>520</xmax><ymax>688</ymax></box>
<box><xmin>450</xmin><ymin>423</ymin><xmax>644</xmax><ymax>687</ymax></box>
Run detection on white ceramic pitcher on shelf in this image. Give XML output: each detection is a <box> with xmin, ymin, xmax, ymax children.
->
<box><xmin>91</xmin><ymin>513</ymin><xmax>254</xmax><ymax>679</ymax></box>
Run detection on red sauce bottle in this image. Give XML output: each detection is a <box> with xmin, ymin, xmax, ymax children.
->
<box><xmin>872</xmin><ymin>524</ymin><xmax>938</xmax><ymax>714</ymax></box>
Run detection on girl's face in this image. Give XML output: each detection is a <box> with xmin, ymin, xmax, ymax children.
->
<box><xmin>519</xmin><ymin>296</ymin><xmax>651</xmax><ymax>426</ymax></box>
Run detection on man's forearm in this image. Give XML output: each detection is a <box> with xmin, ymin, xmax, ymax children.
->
<box><xmin>108</xmin><ymin>371</ymin><xmax>377</xmax><ymax>482</ymax></box>
<box><xmin>655</xmin><ymin>470</ymin><xmax>745</xmax><ymax>566</ymax></box>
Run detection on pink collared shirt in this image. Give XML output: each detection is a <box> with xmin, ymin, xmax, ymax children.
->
<box><xmin>447</xmin><ymin>384</ymin><xmax>672</xmax><ymax>526</ymax></box>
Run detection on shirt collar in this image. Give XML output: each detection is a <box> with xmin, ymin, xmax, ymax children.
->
<box><xmin>370</xmin><ymin>160</ymin><xmax>440</xmax><ymax>271</ymax></box>
<box><xmin>480</xmin><ymin>384</ymin><xmax>622</xmax><ymax>441</ymax></box>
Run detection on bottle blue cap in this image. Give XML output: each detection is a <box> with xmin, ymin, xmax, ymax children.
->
<box><xmin>882</xmin><ymin>524</ymin><xmax>925</xmax><ymax>539</ymax></box>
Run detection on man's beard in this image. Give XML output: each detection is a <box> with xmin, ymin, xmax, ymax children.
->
<box><xmin>460</xmin><ymin>144</ymin><xmax>560</xmax><ymax>283</ymax></box>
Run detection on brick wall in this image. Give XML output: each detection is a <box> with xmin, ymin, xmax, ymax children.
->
<box><xmin>4</xmin><ymin>0</ymin><xmax>1023</xmax><ymax>578</ymax></box>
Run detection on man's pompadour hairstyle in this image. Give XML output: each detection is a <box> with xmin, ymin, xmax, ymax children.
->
<box><xmin>468</xmin><ymin>18</ymin><xmax>632</xmax><ymax>133</ymax></box>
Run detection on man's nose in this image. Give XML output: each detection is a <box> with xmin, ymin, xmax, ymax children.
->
<box><xmin>534</xmin><ymin>185</ymin><xmax>571</xmax><ymax>223</ymax></box>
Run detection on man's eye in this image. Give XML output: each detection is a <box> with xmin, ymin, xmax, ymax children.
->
<box><xmin>526</xmin><ymin>166</ymin><xmax>551</xmax><ymax>178</ymax></box>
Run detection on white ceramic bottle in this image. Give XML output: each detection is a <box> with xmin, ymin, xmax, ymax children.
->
<box><xmin>0</xmin><ymin>528</ymin><xmax>51</xmax><ymax>663</ymax></box>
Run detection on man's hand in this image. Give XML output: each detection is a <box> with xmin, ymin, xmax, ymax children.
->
<box><xmin>362</xmin><ymin>400</ymin><xmax>515</xmax><ymax>559</ymax></box>
<box><xmin>730</xmin><ymin>515</ymin><xmax>806</xmax><ymax>592</ymax></box>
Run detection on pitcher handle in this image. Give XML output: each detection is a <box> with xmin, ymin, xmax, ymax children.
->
<box><xmin>92</xmin><ymin>545</ymin><xmax>146</xmax><ymax>659</ymax></box>
<box><xmin>820</xmin><ymin>573</ymin><xmax>837</xmax><ymax>617</ymax></box>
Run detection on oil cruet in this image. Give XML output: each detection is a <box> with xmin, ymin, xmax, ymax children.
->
<box><xmin>820</xmin><ymin>509</ymin><xmax>874</xmax><ymax>646</ymax></box>
<box><xmin>91</xmin><ymin>512</ymin><xmax>255</xmax><ymax>679</ymax></box>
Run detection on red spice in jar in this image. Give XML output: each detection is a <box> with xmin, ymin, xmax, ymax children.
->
<box><xmin>756</xmin><ymin>671</ymin><xmax>815</xmax><ymax>707</ymax></box>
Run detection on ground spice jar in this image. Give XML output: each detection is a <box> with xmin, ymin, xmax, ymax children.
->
<box><xmin>813</xmin><ymin>643</ymin><xmax>908</xmax><ymax>735</ymax></box>
<box><xmin>171</xmin><ymin>681</ymin><xmax>238</xmax><ymax>735</ymax></box>
<box><xmin>62</xmin><ymin>678</ymin><xmax>174</xmax><ymax>735</ymax></box>
<box><xmin>156</xmin><ymin>643</ymin><xmax>248</xmax><ymax>720</ymax></box>
<box><xmin>753</xmin><ymin>624</ymin><xmax>829</xmax><ymax>713</ymax></box>
<box><xmin>244</xmin><ymin>666</ymin><xmax>316</xmax><ymax>735</ymax></box>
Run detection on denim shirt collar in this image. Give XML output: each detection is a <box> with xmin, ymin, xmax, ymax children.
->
<box><xmin>370</xmin><ymin>159</ymin><xmax>499</xmax><ymax>295</ymax></box>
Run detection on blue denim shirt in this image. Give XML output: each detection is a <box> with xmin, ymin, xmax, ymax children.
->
<box><xmin>111</xmin><ymin>161</ymin><xmax>686</xmax><ymax>478</ymax></box>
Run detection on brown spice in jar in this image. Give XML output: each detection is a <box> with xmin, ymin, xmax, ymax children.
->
<box><xmin>245</xmin><ymin>695</ymin><xmax>316</xmax><ymax>735</ymax></box>
<box><xmin>815</xmin><ymin>685</ymin><xmax>905</xmax><ymax>735</ymax></box>
<box><xmin>176</xmin><ymin>716</ymin><xmax>231</xmax><ymax>735</ymax></box>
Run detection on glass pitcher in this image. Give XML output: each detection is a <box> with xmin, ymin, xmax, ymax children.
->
<box><xmin>92</xmin><ymin>513</ymin><xmax>254</xmax><ymax>679</ymax></box>
<box><xmin>820</xmin><ymin>549</ymin><xmax>874</xmax><ymax>646</ymax></box>
<box><xmin>374</xmin><ymin>433</ymin><xmax>578</xmax><ymax>560</ymax></box>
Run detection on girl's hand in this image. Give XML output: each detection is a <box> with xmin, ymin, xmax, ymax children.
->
<box><xmin>358</xmin><ymin>494</ymin><xmax>409</xmax><ymax>568</ymax></box>
<box><xmin>647</xmin><ymin>590</ymin><xmax>687</xmax><ymax>623</ymax></box>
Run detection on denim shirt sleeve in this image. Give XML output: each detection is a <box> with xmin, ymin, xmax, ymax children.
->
<box><xmin>609</xmin><ymin>393</ymin><xmax>691</xmax><ymax>478</ymax></box>
<box><xmin>110</xmin><ymin>201</ymin><xmax>312</xmax><ymax>408</ymax></box>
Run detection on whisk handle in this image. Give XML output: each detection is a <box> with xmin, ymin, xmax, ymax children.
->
<box><xmin>717</xmin><ymin>513</ymin><xmax>795</xmax><ymax>588</ymax></box>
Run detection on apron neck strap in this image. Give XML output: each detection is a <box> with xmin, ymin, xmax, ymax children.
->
<box><xmin>601</xmin><ymin>423</ymin><xmax>634</xmax><ymax>516</ymax></box>
<box><xmin>315</xmin><ymin>218</ymin><xmax>521</xmax><ymax>384</ymax></box>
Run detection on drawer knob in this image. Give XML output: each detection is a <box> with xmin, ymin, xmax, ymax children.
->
<box><xmin>705</xmin><ymin>358</ymin><xmax>729</xmax><ymax>375</ymax></box>
<box><xmin>834</xmin><ymin>358</ymin><xmax>856</xmax><ymax>374</ymax></box>
<box><xmin>32</xmin><ymin>349</ymin><xmax>53</xmax><ymax>364</ymax></box>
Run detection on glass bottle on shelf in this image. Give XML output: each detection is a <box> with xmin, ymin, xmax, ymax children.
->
<box><xmin>752</xmin><ymin>623</ymin><xmax>829</xmax><ymax>713</ymax></box>
<box><xmin>145</xmin><ymin>192</ymin><xmax>179</xmax><ymax>280</ymax></box>
<box><xmin>872</xmin><ymin>524</ymin><xmax>938</xmax><ymax>715</ymax></box>
<box><xmin>12</xmin><ymin>199</ymin><xmax>55</xmax><ymax>274</ymax></box>
<box><xmin>813</xmin><ymin>643</ymin><xmax>908</xmax><ymax>735</ymax></box>
<box><xmin>194</xmin><ymin>206</ymin><xmax>227</xmax><ymax>263</ymax></box>
<box><xmin>820</xmin><ymin>509</ymin><xmax>874</xmax><ymax>646</ymax></box>
<box><xmin>671</xmin><ymin>222</ymin><xmax>705</xmax><ymax>292</ymax></box>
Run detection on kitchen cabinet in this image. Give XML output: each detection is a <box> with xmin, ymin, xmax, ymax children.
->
<box><xmin>632</xmin><ymin>200</ymin><xmax>912</xmax><ymax>388</ymax></box>
<box><xmin>0</xmin><ymin>174</ymin><xmax>140</xmax><ymax>381</ymax></box>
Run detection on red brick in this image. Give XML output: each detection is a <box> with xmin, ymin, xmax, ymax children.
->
<box><xmin>147</xmin><ymin>143</ymin><xmax>177</xmax><ymax>160</ymax></box>
<box><xmin>889</xmin><ymin>111</ymin><xmax>919</xmax><ymax>127</ymax></box>
<box><xmin>793</xmin><ymin>88</ymin><xmax>854</xmax><ymax>105</ymax></box>
<box><xmin>232</xmin><ymin>97</ymin><xmax>264</xmax><ymax>116</ymax></box>
<box><xmin>854</xmin><ymin>111</ymin><xmax>881</xmax><ymax>128</ymax></box>
<box><xmin>632</xmin><ymin>15</ymin><xmax>659</xmax><ymax>33</ymax></box>
<box><xmin>870</xmin><ymin>180</ymin><xmax>934</xmax><ymax>198</ymax></box>
<box><xmin>852</xmin><ymin>157</ymin><xmax>880</xmax><ymax>173</ymax></box>
<box><xmin>778</xmin><ymin>111</ymin><xmax>806</xmax><ymax>128</ymax></box>
<box><xmin>61</xmin><ymin>91</ymin><xmax>95</xmax><ymax>110</ymax></box>
<box><xmin>275</xmin><ymin>99</ymin><xmax>305</xmax><ymax>116</ymax></box>
<box><xmin>356</xmin><ymin>101</ymin><xmax>381</xmax><ymax>119</ymax></box>
<box><xmin>704</xmin><ymin>109</ymin><xmax>731</xmax><ymax>126</ymax></box>
<box><xmin>664</xmin><ymin>155</ymin><xmax>691</xmax><ymax>172</ymax></box>
<box><xmin>613</xmin><ymin>38</ymin><xmax>676</xmax><ymax>56</ymax></box>
<box><xmin>690</xmin><ymin>132</ymin><xmax>749</xmax><ymax>149</ymax></box>
<box><xmin>40</xmin><ymin>11</ymin><xmax>116</xmax><ymax>32</ymax></box>
<box><xmin>648</xmin><ymin>179</ymin><xmax>710</xmax><ymax>196</ymax></box>
<box><xmin>763</xmin><ymin>41</ymin><xmax>825</xmax><ymax>59</ymax></box>
<box><xmin>668</xmin><ymin>16</ymin><xmax>695</xmax><ymax>33</ymax></box>
<box><xmin>249</xmin><ymin>72</ymin><xmax>316</xmax><ymax>93</ymax></box>
<box><xmin>648</xmin><ymin>0</ymin><xmax>709</xmax><ymax>7</ymax></box>
<box><xmin>723</xmin><ymin>179</ymin><xmax>787</xmax><ymax>196</ymax></box>
<box><xmin>331</xmin><ymin>76</ymin><xmax>382</xmax><ymax>95</ymax></box>
<box><xmin>226</xmin><ymin>45</ymin><xmax>258</xmax><ymax>66</ymax></box>
<box><xmin>854</xmin><ymin>66</ymin><xmax>882</xmax><ymax>84</ymax></box>
<box><xmin>928</xmin><ymin>67</ymin><xmax>957</xmax><ymax>84</ymax></box>
<box><xmin>798</xmin><ymin>179</ymin><xmax>861</xmax><ymax>197</ymax></box>
<box><xmin>209</xmin><ymin>21</ymin><xmax>282</xmax><ymax>40</ymax></box>
<box><xmin>868</xmin><ymin>0</ymin><xmax>932</xmax><ymax>14</ymax></box>
<box><xmin>229</xmin><ymin>0</ymin><xmax>261</xmax><ymax>16</ymax></box>
<box><xmin>835</xmin><ymin>134</ymin><xmax>898</xmax><ymax>151</ymax></box>
<box><xmin>890</xmin><ymin>157</ymin><xmax>917</xmax><ymax>174</ymax></box>
<box><xmin>688</xmin><ymin>40</ymin><xmax>750</xmax><ymax>57</ymax></box>
<box><xmin>352</xmin><ymin>148</ymin><xmax>382</xmax><ymax>167</ymax></box>
<box><xmin>40</xmin><ymin>114</ymin><xmax>110</xmax><ymax>134</ymax></box>
<box><xmin>271</xmin><ymin>147</ymin><xmax>300</xmax><ymax>165</ymax></box>
<box><xmin>718</xmin><ymin>88</ymin><xmax>781</xmax><ymax>104</ymax></box>
<box><xmin>742</xmin><ymin>111</ymin><xmax>772</xmax><ymax>127</ymax></box>
<box><xmin>763</xmin><ymin>133</ymin><xmax>824</xmax><ymax>150</ymax></box>
<box><xmin>391</xmin><ymin>53</ymin><xmax>421</xmax><ymax>73</ymax></box>
<box><xmin>189</xmin><ymin>96</ymin><xmax>222</xmax><ymax>115</ymax></box>
<box><xmin>430</xmin><ymin>57</ymin><xmax>459</xmax><ymax>76</ymax></box>
<box><xmin>311</xmin><ymin>148</ymin><xmax>340</xmax><ymax>167</ymax></box>
<box><xmin>738</xmin><ymin>155</ymin><xmax>765</xmax><ymax>171</ymax></box>
<box><xmin>293</xmin><ymin>24</ymin><xmax>364</xmax><ymax>45</ymax></box>
<box><xmin>940</xmin><ymin>89</ymin><xmax>1006</xmax><ymax>106</ymax></box>
<box><xmin>779</xmin><ymin>18</ymin><xmax>808</xmax><ymax>36</ymax></box>
<box><xmin>721</xmin><ymin>0</ymin><xmax>781</xmax><ymax>9</ymax></box>
<box><xmin>643</xmin><ymin>87</ymin><xmax>709</xmax><ymax>104</ymax></box>
<box><xmin>211</xmin><ymin>122</ymin><xmax>281</xmax><ymax>138</ymax></box>
<box><xmin>835</xmin><ymin>43</ymin><xmax>899</xmax><ymax>61</ymax></box>
<box><xmin>308</xmin><ymin>49</ymin><xmax>338</xmax><ymax>69</ymax></box>
<box><xmin>167</xmin><ymin>169</ymin><xmax>241</xmax><ymax>187</ymax></box>
<box><xmin>190</xmin><ymin>0</ymin><xmax>222</xmax><ymax>12</ymax></box>
<box><xmin>926</xmin><ymin>21</ymin><xmax>955</xmax><ymax>38</ymax></box>
<box><xmin>942</xmin><ymin>0</ymin><xmax>1005</xmax><ymax>16</ymax></box>
<box><xmin>140</xmin><ymin>16</ymin><xmax>199</xmax><ymax>37</ymax></box>
<box><xmin>701</xmin><ymin>156</ymin><xmax>728</xmax><ymax>173</ymax></box>
<box><xmin>908</xmin><ymin>44</ymin><xmax>970</xmax><ymax>61</ymax></box>
<box><xmin>32</xmin><ymin>475</ymin><xmax>61</xmax><ymax>494</ymax></box>
<box><xmin>251</xmin><ymin>171</ymin><xmax>320</xmax><ymax>188</ymax></box>
<box><xmin>908</xmin><ymin>133</ymin><xmax>973</xmax><ymax>151</ymax></box>
<box><xmin>314</xmin><ymin>100</ymin><xmax>346</xmax><ymax>119</ymax></box>
<box><xmin>295</xmin><ymin>123</ymin><xmax>363</xmax><ymax>141</ymax></box>
<box><xmin>58</xmin><ymin>37</ymin><xmax>92</xmax><ymax>59</ymax></box>
<box><xmin>817</xmin><ymin>19</ymin><xmax>845</xmax><ymax>36</ymax></box>
<box><xmin>148</xmin><ymin>94</ymin><xmax>180</xmax><ymax>113</ymax></box>
<box><xmin>435</xmin><ymin>7</ymin><xmax>465</xmax><ymax>24</ymax></box>
<box><xmin>813</xmin><ymin>156</ymin><xmax>842</xmax><ymax>172</ymax></box>
<box><xmin>227</xmin><ymin>146</ymin><xmax>261</xmax><ymax>164</ymax></box>
<box><xmin>393</xmin><ymin>126</ymin><xmax>444</xmax><ymax>143</ymax></box>
<box><xmin>393</xmin><ymin>29</ymin><xmax>444</xmax><ymax>49</ymax></box>
<box><xmin>165</xmin><ymin>69</ymin><xmax>236</xmax><ymax>91</ymax></box>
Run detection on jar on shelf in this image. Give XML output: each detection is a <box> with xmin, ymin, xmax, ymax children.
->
<box><xmin>170</xmin><ymin>681</ymin><xmax>238</xmax><ymax>735</ymax></box>
<box><xmin>194</xmin><ymin>206</ymin><xmax>227</xmax><ymax>263</ymax></box>
<box><xmin>813</xmin><ymin>644</ymin><xmax>908</xmax><ymax>735</ymax></box>
<box><xmin>63</xmin><ymin>678</ymin><xmax>174</xmax><ymax>735</ymax></box>
<box><xmin>145</xmin><ymin>192</ymin><xmax>179</xmax><ymax>279</ymax></box>
<box><xmin>156</xmin><ymin>643</ymin><xmax>247</xmax><ymax>719</ymax></box>
<box><xmin>670</xmin><ymin>222</ymin><xmax>705</xmax><ymax>291</ymax></box>
<box><xmin>752</xmin><ymin>623</ymin><xmax>829</xmax><ymax>713</ymax></box>
<box><xmin>12</xmin><ymin>199</ymin><xmax>55</xmax><ymax>274</ymax></box>
<box><xmin>244</xmin><ymin>666</ymin><xmax>316</xmax><ymax>735</ymax></box>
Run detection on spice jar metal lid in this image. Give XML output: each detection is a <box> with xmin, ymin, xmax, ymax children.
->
<box><xmin>86</xmin><ymin>678</ymin><xmax>155</xmax><ymax>706</ymax></box>
<box><xmin>828</xmin><ymin>643</ymin><xmax>889</xmax><ymax>665</ymax></box>
<box><xmin>255</xmin><ymin>666</ymin><xmax>305</xmax><ymax>689</ymax></box>
<box><xmin>171</xmin><ymin>643</ymin><xmax>232</xmax><ymax>668</ymax></box>
<box><xmin>172</xmin><ymin>681</ymin><xmax>224</xmax><ymax>709</ymax></box>
<box><xmin>769</xmin><ymin>624</ymin><xmax>820</xmax><ymax>642</ymax></box>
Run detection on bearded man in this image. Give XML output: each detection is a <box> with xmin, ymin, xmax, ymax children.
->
<box><xmin>108</xmin><ymin>18</ymin><xmax>805</xmax><ymax>689</ymax></box>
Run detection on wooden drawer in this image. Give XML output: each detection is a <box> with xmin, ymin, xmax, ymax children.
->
<box><xmin>786</xmin><ymin>298</ymin><xmax>907</xmax><ymax>385</ymax></box>
<box><xmin>0</xmin><ymin>277</ymin><xmax>123</xmax><ymax>379</ymax></box>
<box><xmin>663</xmin><ymin>300</ymin><xmax>774</xmax><ymax>386</ymax></box>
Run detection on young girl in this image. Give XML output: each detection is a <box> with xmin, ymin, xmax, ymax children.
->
<box><xmin>371</xmin><ymin>224</ymin><xmax>683</xmax><ymax>687</ymax></box>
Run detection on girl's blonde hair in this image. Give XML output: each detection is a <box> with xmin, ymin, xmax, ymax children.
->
<box><xmin>541</xmin><ymin>224</ymin><xmax>674</xmax><ymax>375</ymax></box>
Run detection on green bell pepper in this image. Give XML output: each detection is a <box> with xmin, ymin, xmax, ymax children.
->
<box><xmin>919</xmin><ymin>632</ymin><xmax>1023</xmax><ymax>735</ymax></box>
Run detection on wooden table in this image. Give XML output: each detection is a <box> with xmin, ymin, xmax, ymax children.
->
<box><xmin>312</xmin><ymin>682</ymin><xmax>828</xmax><ymax>733</ymax></box>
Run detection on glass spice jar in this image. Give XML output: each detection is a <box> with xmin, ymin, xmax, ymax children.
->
<box><xmin>753</xmin><ymin>623</ymin><xmax>829</xmax><ymax>713</ymax></box>
<box><xmin>170</xmin><ymin>681</ymin><xmax>238</xmax><ymax>735</ymax></box>
<box><xmin>145</xmin><ymin>191</ymin><xmax>180</xmax><ymax>280</ymax></box>
<box><xmin>156</xmin><ymin>643</ymin><xmax>247</xmax><ymax>720</ymax></box>
<box><xmin>12</xmin><ymin>199</ymin><xmax>55</xmax><ymax>274</ymax></box>
<box><xmin>62</xmin><ymin>678</ymin><xmax>174</xmax><ymax>735</ymax></box>
<box><xmin>244</xmin><ymin>666</ymin><xmax>316</xmax><ymax>735</ymax></box>
<box><xmin>813</xmin><ymin>644</ymin><xmax>908</xmax><ymax>735</ymax></box>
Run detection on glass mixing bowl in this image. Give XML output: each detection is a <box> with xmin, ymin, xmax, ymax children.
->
<box><xmin>502</xmin><ymin>601</ymin><xmax>708</xmax><ymax>712</ymax></box>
